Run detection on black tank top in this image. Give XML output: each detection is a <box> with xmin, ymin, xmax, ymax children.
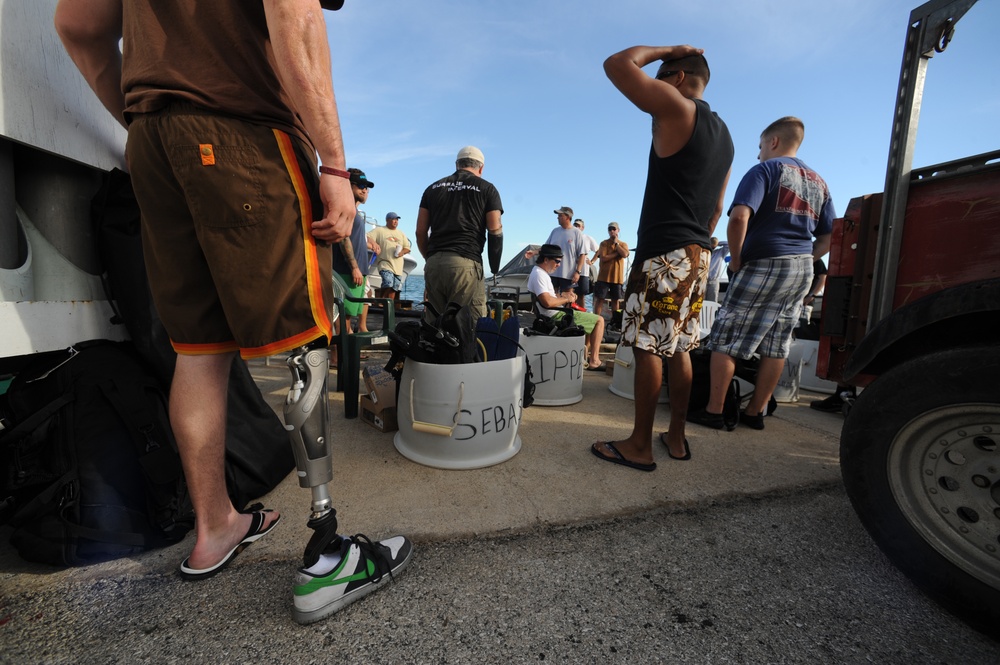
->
<box><xmin>634</xmin><ymin>100</ymin><xmax>734</xmax><ymax>263</ymax></box>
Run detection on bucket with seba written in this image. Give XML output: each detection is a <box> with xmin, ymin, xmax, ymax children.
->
<box><xmin>393</xmin><ymin>355</ymin><xmax>526</xmax><ymax>469</ymax></box>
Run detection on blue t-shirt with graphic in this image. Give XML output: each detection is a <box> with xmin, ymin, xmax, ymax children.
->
<box><xmin>729</xmin><ymin>157</ymin><xmax>835</xmax><ymax>262</ymax></box>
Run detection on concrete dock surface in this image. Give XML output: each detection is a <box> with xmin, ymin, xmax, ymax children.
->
<box><xmin>2</xmin><ymin>350</ymin><xmax>997</xmax><ymax>663</ymax></box>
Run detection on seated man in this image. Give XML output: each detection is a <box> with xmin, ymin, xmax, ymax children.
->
<box><xmin>527</xmin><ymin>244</ymin><xmax>606</xmax><ymax>370</ymax></box>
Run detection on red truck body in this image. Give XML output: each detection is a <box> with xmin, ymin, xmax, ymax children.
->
<box><xmin>818</xmin><ymin>152</ymin><xmax>1000</xmax><ymax>387</ymax></box>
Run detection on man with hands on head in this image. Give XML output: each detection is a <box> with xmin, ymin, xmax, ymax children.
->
<box><xmin>595</xmin><ymin>44</ymin><xmax>733</xmax><ymax>471</ymax></box>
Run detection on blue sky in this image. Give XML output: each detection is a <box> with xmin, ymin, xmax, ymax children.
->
<box><xmin>325</xmin><ymin>0</ymin><xmax>999</xmax><ymax>274</ymax></box>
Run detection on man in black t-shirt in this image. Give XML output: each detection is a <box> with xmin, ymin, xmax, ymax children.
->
<box><xmin>415</xmin><ymin>146</ymin><xmax>504</xmax><ymax>322</ymax></box>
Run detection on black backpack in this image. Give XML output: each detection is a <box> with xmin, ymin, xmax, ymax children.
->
<box><xmin>422</xmin><ymin>301</ymin><xmax>478</xmax><ymax>364</ymax></box>
<box><xmin>91</xmin><ymin>168</ymin><xmax>294</xmax><ymax>510</ymax></box>
<box><xmin>684</xmin><ymin>348</ymin><xmax>776</xmax><ymax>431</ymax></box>
<box><xmin>0</xmin><ymin>342</ymin><xmax>193</xmax><ymax>566</ymax></box>
<box><xmin>385</xmin><ymin>301</ymin><xmax>478</xmax><ymax>367</ymax></box>
<box><xmin>527</xmin><ymin>306</ymin><xmax>585</xmax><ymax>338</ymax></box>
<box><xmin>686</xmin><ymin>347</ymin><xmax>741</xmax><ymax>431</ymax></box>
<box><xmin>385</xmin><ymin>305</ymin><xmax>536</xmax><ymax>408</ymax></box>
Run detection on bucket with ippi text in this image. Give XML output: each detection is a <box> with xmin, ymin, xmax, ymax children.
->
<box><xmin>518</xmin><ymin>332</ymin><xmax>584</xmax><ymax>406</ymax></box>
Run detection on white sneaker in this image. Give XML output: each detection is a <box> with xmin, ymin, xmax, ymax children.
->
<box><xmin>292</xmin><ymin>534</ymin><xmax>413</xmax><ymax>625</ymax></box>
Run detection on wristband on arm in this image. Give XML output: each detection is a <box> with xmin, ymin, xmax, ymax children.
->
<box><xmin>319</xmin><ymin>166</ymin><xmax>350</xmax><ymax>179</ymax></box>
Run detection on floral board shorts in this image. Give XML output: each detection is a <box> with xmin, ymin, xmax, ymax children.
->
<box><xmin>620</xmin><ymin>244</ymin><xmax>710</xmax><ymax>358</ymax></box>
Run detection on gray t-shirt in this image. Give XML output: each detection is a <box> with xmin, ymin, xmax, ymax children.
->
<box><xmin>544</xmin><ymin>226</ymin><xmax>587</xmax><ymax>281</ymax></box>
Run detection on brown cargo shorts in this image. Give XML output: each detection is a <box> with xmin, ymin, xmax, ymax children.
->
<box><xmin>127</xmin><ymin>105</ymin><xmax>333</xmax><ymax>359</ymax></box>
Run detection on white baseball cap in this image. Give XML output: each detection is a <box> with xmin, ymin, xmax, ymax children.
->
<box><xmin>456</xmin><ymin>146</ymin><xmax>485</xmax><ymax>164</ymax></box>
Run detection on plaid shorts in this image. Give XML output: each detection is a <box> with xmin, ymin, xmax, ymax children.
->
<box><xmin>620</xmin><ymin>244</ymin><xmax>709</xmax><ymax>357</ymax></box>
<box><xmin>378</xmin><ymin>269</ymin><xmax>403</xmax><ymax>292</ymax></box>
<box><xmin>706</xmin><ymin>255</ymin><xmax>813</xmax><ymax>359</ymax></box>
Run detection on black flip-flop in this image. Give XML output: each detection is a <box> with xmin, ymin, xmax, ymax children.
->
<box><xmin>179</xmin><ymin>508</ymin><xmax>281</xmax><ymax>581</ymax></box>
<box><xmin>585</xmin><ymin>364</ymin><xmax>606</xmax><ymax>372</ymax></box>
<box><xmin>591</xmin><ymin>441</ymin><xmax>656</xmax><ymax>472</ymax></box>
<box><xmin>659</xmin><ymin>432</ymin><xmax>691</xmax><ymax>461</ymax></box>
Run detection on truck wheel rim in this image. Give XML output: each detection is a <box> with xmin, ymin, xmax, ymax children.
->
<box><xmin>888</xmin><ymin>403</ymin><xmax>1000</xmax><ymax>590</ymax></box>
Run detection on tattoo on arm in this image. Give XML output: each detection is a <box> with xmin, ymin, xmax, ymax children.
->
<box><xmin>341</xmin><ymin>239</ymin><xmax>358</xmax><ymax>271</ymax></box>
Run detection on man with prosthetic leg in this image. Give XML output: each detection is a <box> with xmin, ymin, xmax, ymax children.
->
<box><xmin>55</xmin><ymin>0</ymin><xmax>412</xmax><ymax>625</ymax></box>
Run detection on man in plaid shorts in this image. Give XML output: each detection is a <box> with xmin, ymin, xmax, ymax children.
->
<box><xmin>691</xmin><ymin>116</ymin><xmax>834</xmax><ymax>431</ymax></box>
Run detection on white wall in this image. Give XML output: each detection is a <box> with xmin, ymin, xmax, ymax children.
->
<box><xmin>0</xmin><ymin>0</ymin><xmax>126</xmax><ymax>170</ymax></box>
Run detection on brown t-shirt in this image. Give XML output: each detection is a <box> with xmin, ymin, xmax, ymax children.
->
<box><xmin>597</xmin><ymin>238</ymin><xmax>628</xmax><ymax>284</ymax></box>
<box><xmin>121</xmin><ymin>1</ymin><xmax>310</xmax><ymax>146</ymax></box>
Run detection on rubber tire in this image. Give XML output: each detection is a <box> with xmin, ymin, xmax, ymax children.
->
<box><xmin>841</xmin><ymin>344</ymin><xmax>1000</xmax><ymax>639</ymax></box>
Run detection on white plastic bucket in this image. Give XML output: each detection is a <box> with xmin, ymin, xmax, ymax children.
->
<box><xmin>393</xmin><ymin>356</ymin><xmax>525</xmax><ymax>469</ymax></box>
<box><xmin>774</xmin><ymin>356</ymin><xmax>802</xmax><ymax>403</ymax></box>
<box><xmin>519</xmin><ymin>332</ymin><xmax>584</xmax><ymax>406</ymax></box>
<box><xmin>791</xmin><ymin>339</ymin><xmax>838</xmax><ymax>394</ymax></box>
<box><xmin>699</xmin><ymin>300</ymin><xmax>720</xmax><ymax>339</ymax></box>
<box><xmin>609</xmin><ymin>344</ymin><xmax>668</xmax><ymax>403</ymax></box>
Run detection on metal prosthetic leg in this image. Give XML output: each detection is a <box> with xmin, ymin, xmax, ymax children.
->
<box><xmin>284</xmin><ymin>343</ymin><xmax>341</xmax><ymax>567</ymax></box>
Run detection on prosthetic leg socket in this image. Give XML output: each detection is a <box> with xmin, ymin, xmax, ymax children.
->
<box><xmin>284</xmin><ymin>344</ymin><xmax>334</xmax><ymax>517</ymax></box>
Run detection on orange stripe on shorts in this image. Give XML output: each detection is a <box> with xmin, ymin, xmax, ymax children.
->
<box><xmin>240</xmin><ymin>326</ymin><xmax>326</xmax><ymax>360</ymax></box>
<box><xmin>272</xmin><ymin>129</ymin><xmax>333</xmax><ymax>342</ymax></box>
<box><xmin>172</xmin><ymin>340</ymin><xmax>240</xmax><ymax>356</ymax></box>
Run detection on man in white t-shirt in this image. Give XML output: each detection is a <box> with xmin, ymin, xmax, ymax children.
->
<box><xmin>572</xmin><ymin>219</ymin><xmax>600</xmax><ymax>308</ymax></box>
<box><xmin>527</xmin><ymin>244</ymin><xmax>606</xmax><ymax>370</ymax></box>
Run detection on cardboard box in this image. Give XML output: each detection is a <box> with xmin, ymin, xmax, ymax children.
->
<box><xmin>360</xmin><ymin>365</ymin><xmax>398</xmax><ymax>432</ymax></box>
